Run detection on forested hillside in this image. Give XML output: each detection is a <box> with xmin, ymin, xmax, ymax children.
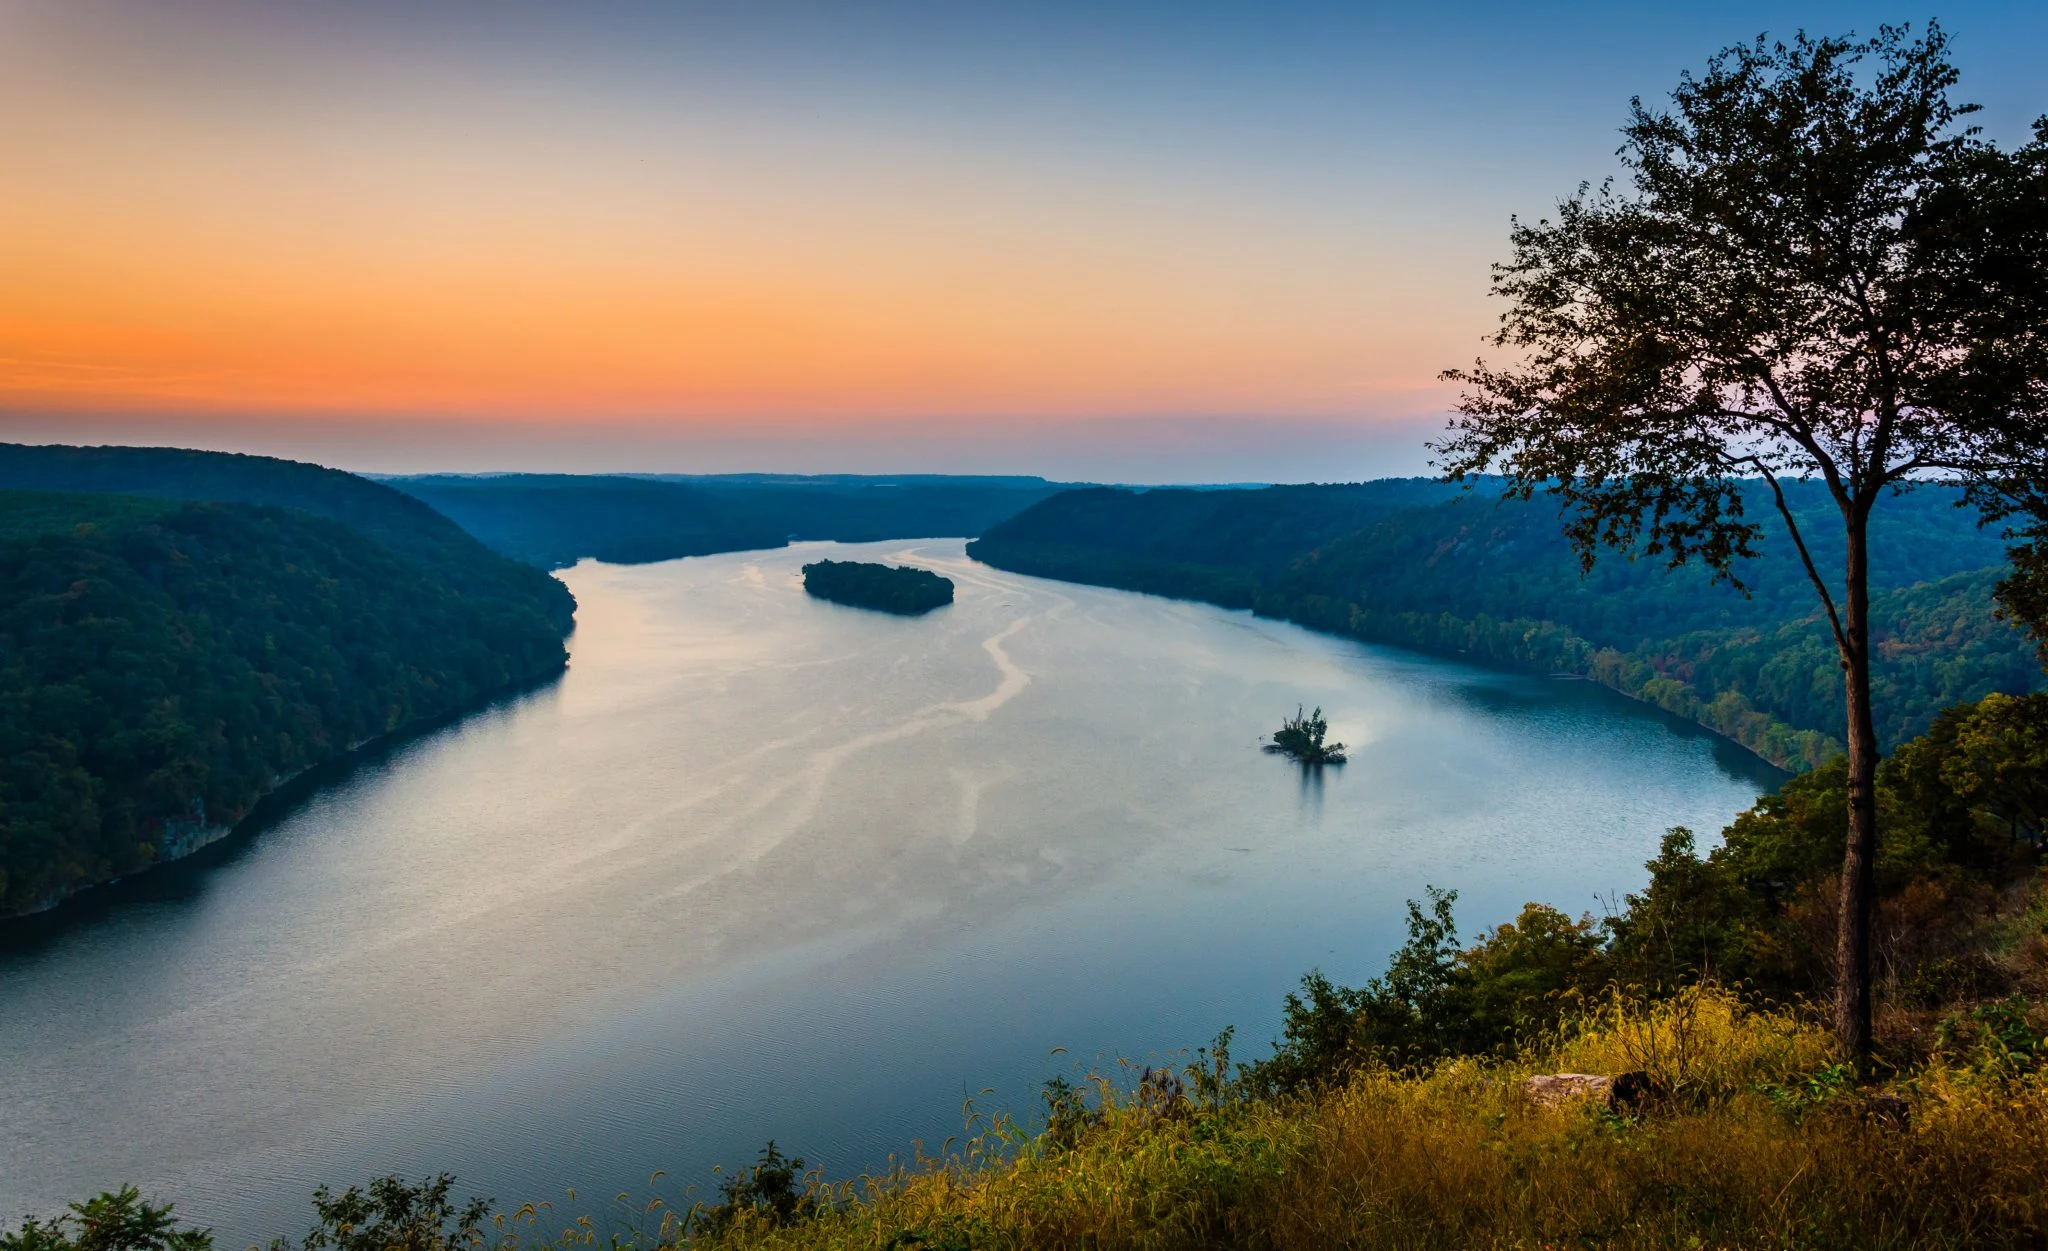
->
<box><xmin>0</xmin><ymin>446</ymin><xmax>577</xmax><ymax>918</ymax></box>
<box><xmin>389</xmin><ymin>473</ymin><xmax>1071</xmax><ymax>568</ymax></box>
<box><xmin>0</xmin><ymin>444</ymin><xmax>574</xmax><ymax>628</ymax></box>
<box><xmin>969</xmin><ymin>481</ymin><xmax>2041</xmax><ymax>768</ymax></box>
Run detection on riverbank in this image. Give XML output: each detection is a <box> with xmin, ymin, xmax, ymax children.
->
<box><xmin>0</xmin><ymin>667</ymin><xmax>566</xmax><ymax>925</ymax></box>
<box><xmin>668</xmin><ymin>989</ymin><xmax>2048</xmax><ymax>1250</ymax></box>
<box><xmin>0</xmin><ymin>462</ymin><xmax>577</xmax><ymax>921</ymax></box>
<box><xmin>38</xmin><ymin>985</ymin><xmax>2048</xmax><ymax>1250</ymax></box>
<box><xmin>15</xmin><ymin>579</ymin><xmax>2044</xmax><ymax>1246</ymax></box>
<box><xmin>964</xmin><ymin>482</ymin><xmax>2042</xmax><ymax>773</ymax></box>
<box><xmin>0</xmin><ymin>541</ymin><xmax>1780</xmax><ymax>1234</ymax></box>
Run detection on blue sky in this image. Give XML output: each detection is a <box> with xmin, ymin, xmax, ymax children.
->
<box><xmin>2</xmin><ymin>2</ymin><xmax>2041</xmax><ymax>481</ymax></box>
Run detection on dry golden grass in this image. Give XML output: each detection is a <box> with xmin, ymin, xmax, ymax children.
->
<box><xmin>643</xmin><ymin>988</ymin><xmax>2048</xmax><ymax>1251</ymax></box>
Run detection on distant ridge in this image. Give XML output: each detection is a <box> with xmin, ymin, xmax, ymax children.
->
<box><xmin>0</xmin><ymin>443</ymin><xmax>569</xmax><ymax>624</ymax></box>
<box><xmin>387</xmin><ymin>471</ymin><xmax>1076</xmax><ymax>568</ymax></box>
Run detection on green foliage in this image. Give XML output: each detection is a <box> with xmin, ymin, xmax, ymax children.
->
<box><xmin>0</xmin><ymin>1187</ymin><xmax>211</xmax><ymax>1251</ymax></box>
<box><xmin>1246</xmin><ymin>890</ymin><xmax>1609</xmax><ymax>1091</ymax></box>
<box><xmin>800</xmin><ymin>561</ymin><xmax>953</xmax><ymax>616</ymax></box>
<box><xmin>388</xmin><ymin>476</ymin><xmax>788</xmax><ymax>567</ymax></box>
<box><xmin>0</xmin><ymin>493</ymin><xmax>183</xmax><ymax>541</ymax></box>
<box><xmin>267</xmin><ymin>1175</ymin><xmax>491</xmax><ymax>1251</ymax></box>
<box><xmin>1609</xmin><ymin>693</ymin><xmax>2048</xmax><ymax>1005</ymax></box>
<box><xmin>1934</xmin><ymin>995</ymin><xmax>2046</xmax><ymax>1081</ymax></box>
<box><xmin>1916</xmin><ymin>691</ymin><xmax>2048</xmax><ymax>846</ymax></box>
<box><xmin>1262</xmin><ymin>706</ymin><xmax>1344</xmax><ymax>764</ymax></box>
<box><xmin>0</xmin><ymin>445</ymin><xmax>574</xmax><ymax>633</ymax></box>
<box><xmin>971</xmin><ymin>480</ymin><xmax>2042</xmax><ymax>768</ymax></box>
<box><xmin>1243</xmin><ymin>689</ymin><xmax>2048</xmax><ymax>1091</ymax></box>
<box><xmin>0</xmin><ymin>490</ymin><xmax>571</xmax><ymax>916</ymax></box>
<box><xmin>1999</xmin><ymin>524</ymin><xmax>2048</xmax><ymax>666</ymax></box>
<box><xmin>1753</xmin><ymin>1060</ymin><xmax>1856</xmax><ymax>1123</ymax></box>
<box><xmin>701</xmin><ymin>1143</ymin><xmax>815</xmax><ymax>1237</ymax></box>
<box><xmin>1606</xmin><ymin>825</ymin><xmax>1785</xmax><ymax>992</ymax></box>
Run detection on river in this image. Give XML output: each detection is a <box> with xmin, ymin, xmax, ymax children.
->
<box><xmin>0</xmin><ymin>540</ymin><xmax>1781</xmax><ymax>1241</ymax></box>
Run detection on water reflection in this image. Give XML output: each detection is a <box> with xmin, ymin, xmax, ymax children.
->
<box><xmin>1294</xmin><ymin>761</ymin><xmax>1328</xmax><ymax>817</ymax></box>
<box><xmin>0</xmin><ymin>541</ymin><xmax>1782</xmax><ymax>1242</ymax></box>
<box><xmin>0</xmin><ymin>680</ymin><xmax>568</xmax><ymax>968</ymax></box>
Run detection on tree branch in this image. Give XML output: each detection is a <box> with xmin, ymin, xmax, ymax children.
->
<box><xmin>1752</xmin><ymin>369</ymin><xmax>1854</xmax><ymax>510</ymax></box>
<box><xmin>1847</xmin><ymin>267</ymin><xmax>1904</xmax><ymax>502</ymax></box>
<box><xmin>1737</xmin><ymin>454</ymin><xmax>1852</xmax><ymax>655</ymax></box>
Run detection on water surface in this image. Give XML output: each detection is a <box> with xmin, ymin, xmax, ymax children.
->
<box><xmin>0</xmin><ymin>540</ymin><xmax>1781</xmax><ymax>1239</ymax></box>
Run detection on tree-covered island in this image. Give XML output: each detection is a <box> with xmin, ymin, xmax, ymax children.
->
<box><xmin>1265</xmin><ymin>705</ymin><xmax>1347</xmax><ymax>764</ymax></box>
<box><xmin>800</xmin><ymin>560</ymin><xmax>954</xmax><ymax>615</ymax></box>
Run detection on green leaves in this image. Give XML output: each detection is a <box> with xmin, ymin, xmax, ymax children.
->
<box><xmin>0</xmin><ymin>1188</ymin><xmax>211</xmax><ymax>1251</ymax></box>
<box><xmin>273</xmin><ymin>1175</ymin><xmax>490</xmax><ymax>1251</ymax></box>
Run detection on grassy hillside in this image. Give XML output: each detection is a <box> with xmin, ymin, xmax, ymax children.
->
<box><xmin>970</xmin><ymin>481</ymin><xmax>2041</xmax><ymax>767</ymax></box>
<box><xmin>388</xmin><ymin>473</ymin><xmax>1072</xmax><ymax>568</ymax></box>
<box><xmin>0</xmin><ymin>453</ymin><xmax>577</xmax><ymax>918</ymax></box>
<box><xmin>38</xmin><ymin>998</ymin><xmax>2048</xmax><ymax>1249</ymax></box>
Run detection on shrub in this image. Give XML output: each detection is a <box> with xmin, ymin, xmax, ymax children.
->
<box><xmin>1</xmin><ymin>1188</ymin><xmax>211</xmax><ymax>1251</ymax></box>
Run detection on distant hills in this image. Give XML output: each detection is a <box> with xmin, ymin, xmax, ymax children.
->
<box><xmin>969</xmin><ymin>480</ymin><xmax>2043</xmax><ymax>769</ymax></box>
<box><xmin>0</xmin><ymin>444</ymin><xmax>574</xmax><ymax>625</ymax></box>
<box><xmin>0</xmin><ymin>445</ymin><xmax>574</xmax><ymax>918</ymax></box>
<box><xmin>385</xmin><ymin>473</ymin><xmax>1077</xmax><ymax>568</ymax></box>
<box><xmin>7</xmin><ymin>440</ymin><xmax>2038</xmax><ymax>913</ymax></box>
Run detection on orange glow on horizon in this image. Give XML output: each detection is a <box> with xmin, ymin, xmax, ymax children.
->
<box><xmin>1</xmin><ymin>186</ymin><xmax>1465</xmax><ymax>424</ymax></box>
<box><xmin>0</xmin><ymin>2</ymin><xmax>1479</xmax><ymax>433</ymax></box>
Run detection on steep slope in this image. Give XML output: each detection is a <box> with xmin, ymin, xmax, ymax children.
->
<box><xmin>0</xmin><ymin>443</ymin><xmax>574</xmax><ymax>633</ymax></box>
<box><xmin>0</xmin><ymin>490</ymin><xmax>573</xmax><ymax>917</ymax></box>
<box><xmin>0</xmin><ymin>443</ymin><xmax>578</xmax><ymax>918</ymax></box>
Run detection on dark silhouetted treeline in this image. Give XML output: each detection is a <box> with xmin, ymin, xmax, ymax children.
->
<box><xmin>801</xmin><ymin>560</ymin><xmax>954</xmax><ymax>615</ymax></box>
<box><xmin>388</xmin><ymin>473</ymin><xmax>1074</xmax><ymax>568</ymax></box>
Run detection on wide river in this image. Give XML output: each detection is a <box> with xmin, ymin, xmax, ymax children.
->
<box><xmin>0</xmin><ymin>540</ymin><xmax>1781</xmax><ymax>1241</ymax></box>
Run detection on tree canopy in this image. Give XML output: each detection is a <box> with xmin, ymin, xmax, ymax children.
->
<box><xmin>969</xmin><ymin>481</ymin><xmax>2041</xmax><ymax>769</ymax></box>
<box><xmin>800</xmin><ymin>560</ymin><xmax>955</xmax><ymax>616</ymax></box>
<box><xmin>1433</xmin><ymin>22</ymin><xmax>2048</xmax><ymax>1063</ymax></box>
<box><xmin>0</xmin><ymin>491</ymin><xmax>571</xmax><ymax>917</ymax></box>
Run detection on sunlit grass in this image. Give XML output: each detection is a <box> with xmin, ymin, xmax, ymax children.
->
<box><xmin>24</xmin><ymin>991</ymin><xmax>2044</xmax><ymax>1251</ymax></box>
<box><xmin>531</xmin><ymin>987</ymin><xmax>2048</xmax><ymax>1250</ymax></box>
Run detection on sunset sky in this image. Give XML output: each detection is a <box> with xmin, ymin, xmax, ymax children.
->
<box><xmin>4</xmin><ymin>1</ymin><xmax>2043</xmax><ymax>480</ymax></box>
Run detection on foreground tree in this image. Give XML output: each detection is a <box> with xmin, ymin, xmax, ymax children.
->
<box><xmin>1435</xmin><ymin>23</ymin><xmax>2048</xmax><ymax>1066</ymax></box>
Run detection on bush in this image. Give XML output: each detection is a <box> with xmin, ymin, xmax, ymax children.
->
<box><xmin>1</xmin><ymin>1188</ymin><xmax>211</xmax><ymax>1251</ymax></box>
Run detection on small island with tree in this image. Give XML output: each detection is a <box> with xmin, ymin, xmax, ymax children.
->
<box><xmin>1264</xmin><ymin>705</ymin><xmax>1346</xmax><ymax>764</ymax></box>
<box><xmin>801</xmin><ymin>559</ymin><xmax>955</xmax><ymax>615</ymax></box>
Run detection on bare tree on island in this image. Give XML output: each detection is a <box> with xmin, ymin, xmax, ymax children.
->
<box><xmin>1434</xmin><ymin>24</ymin><xmax>2048</xmax><ymax>1068</ymax></box>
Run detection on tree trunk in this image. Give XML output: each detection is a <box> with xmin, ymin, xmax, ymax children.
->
<box><xmin>1834</xmin><ymin>511</ymin><xmax>1879</xmax><ymax>1069</ymax></box>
